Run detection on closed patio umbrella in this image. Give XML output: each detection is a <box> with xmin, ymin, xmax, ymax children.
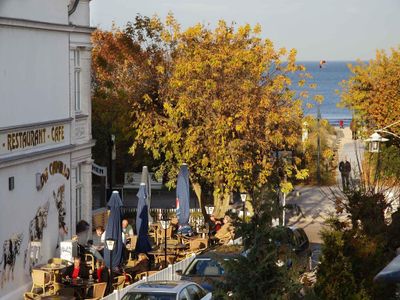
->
<box><xmin>104</xmin><ymin>191</ymin><xmax>123</xmax><ymax>269</ymax></box>
<box><xmin>141</xmin><ymin>166</ymin><xmax>153</xmax><ymax>223</ymax></box>
<box><xmin>135</xmin><ymin>183</ymin><xmax>152</xmax><ymax>253</ymax></box>
<box><xmin>176</xmin><ymin>164</ymin><xmax>190</xmax><ymax>226</ymax></box>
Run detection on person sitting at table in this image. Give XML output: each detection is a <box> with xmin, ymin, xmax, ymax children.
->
<box><xmin>93</xmin><ymin>226</ymin><xmax>105</xmax><ymax>251</ymax></box>
<box><xmin>126</xmin><ymin>253</ymin><xmax>149</xmax><ymax>278</ymax></box>
<box><xmin>215</xmin><ymin>215</ymin><xmax>235</xmax><ymax>244</ymax></box>
<box><xmin>209</xmin><ymin>214</ymin><xmax>222</xmax><ymax>235</ymax></box>
<box><xmin>62</xmin><ymin>256</ymin><xmax>90</xmax><ymax>280</ymax></box>
<box><xmin>95</xmin><ymin>260</ymin><xmax>109</xmax><ymax>283</ymax></box>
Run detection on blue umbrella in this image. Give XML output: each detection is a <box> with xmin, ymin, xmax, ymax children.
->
<box><xmin>141</xmin><ymin>166</ymin><xmax>153</xmax><ymax>223</ymax></box>
<box><xmin>374</xmin><ymin>255</ymin><xmax>400</xmax><ymax>283</ymax></box>
<box><xmin>176</xmin><ymin>164</ymin><xmax>190</xmax><ymax>226</ymax></box>
<box><xmin>104</xmin><ymin>191</ymin><xmax>123</xmax><ymax>269</ymax></box>
<box><xmin>135</xmin><ymin>183</ymin><xmax>152</xmax><ymax>253</ymax></box>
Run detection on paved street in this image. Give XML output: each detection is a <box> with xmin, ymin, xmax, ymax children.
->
<box><xmin>286</xmin><ymin>126</ymin><xmax>365</xmax><ymax>246</ymax></box>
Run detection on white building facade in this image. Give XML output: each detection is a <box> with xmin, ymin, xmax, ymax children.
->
<box><xmin>0</xmin><ymin>1</ymin><xmax>94</xmax><ymax>298</ymax></box>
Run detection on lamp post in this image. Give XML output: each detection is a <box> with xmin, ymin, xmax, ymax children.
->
<box><xmin>105</xmin><ymin>238</ymin><xmax>116</xmax><ymax>283</ymax></box>
<box><xmin>365</xmin><ymin>132</ymin><xmax>389</xmax><ymax>153</ymax></box>
<box><xmin>160</xmin><ymin>211</ymin><xmax>170</xmax><ymax>268</ymax></box>
<box><xmin>240</xmin><ymin>193</ymin><xmax>247</xmax><ymax>222</ymax></box>
<box><xmin>317</xmin><ymin>104</ymin><xmax>321</xmax><ymax>185</ymax></box>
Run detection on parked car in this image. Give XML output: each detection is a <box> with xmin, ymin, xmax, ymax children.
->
<box><xmin>178</xmin><ymin>227</ymin><xmax>311</xmax><ymax>292</ymax></box>
<box><xmin>178</xmin><ymin>247</ymin><xmax>241</xmax><ymax>292</ymax></box>
<box><xmin>121</xmin><ymin>280</ymin><xmax>212</xmax><ymax>300</ymax></box>
<box><xmin>276</xmin><ymin>226</ymin><xmax>311</xmax><ymax>271</ymax></box>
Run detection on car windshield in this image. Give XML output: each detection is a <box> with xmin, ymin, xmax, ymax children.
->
<box><xmin>183</xmin><ymin>258</ymin><xmax>225</xmax><ymax>276</ymax></box>
<box><xmin>121</xmin><ymin>292</ymin><xmax>176</xmax><ymax>300</ymax></box>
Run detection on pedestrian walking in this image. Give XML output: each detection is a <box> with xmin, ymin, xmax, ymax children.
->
<box><xmin>350</xmin><ymin>119</ymin><xmax>357</xmax><ymax>140</ymax></box>
<box><xmin>339</xmin><ymin>157</ymin><xmax>351</xmax><ymax>190</ymax></box>
<box><xmin>339</xmin><ymin>120</ymin><xmax>344</xmax><ymax>129</ymax></box>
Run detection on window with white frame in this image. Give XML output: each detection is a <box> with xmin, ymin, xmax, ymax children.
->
<box><xmin>73</xmin><ymin>49</ymin><xmax>81</xmax><ymax>111</ymax></box>
<box><xmin>75</xmin><ymin>164</ymin><xmax>83</xmax><ymax>223</ymax></box>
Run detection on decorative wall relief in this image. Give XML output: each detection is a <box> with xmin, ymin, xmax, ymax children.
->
<box><xmin>24</xmin><ymin>201</ymin><xmax>50</xmax><ymax>273</ymax></box>
<box><xmin>54</xmin><ymin>185</ymin><xmax>68</xmax><ymax>248</ymax></box>
<box><xmin>36</xmin><ymin>161</ymin><xmax>70</xmax><ymax>191</ymax></box>
<box><xmin>0</xmin><ymin>233</ymin><xmax>23</xmax><ymax>288</ymax></box>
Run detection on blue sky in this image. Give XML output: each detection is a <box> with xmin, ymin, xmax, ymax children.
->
<box><xmin>90</xmin><ymin>0</ymin><xmax>400</xmax><ymax>61</ymax></box>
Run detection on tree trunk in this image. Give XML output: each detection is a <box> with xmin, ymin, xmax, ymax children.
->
<box><xmin>213</xmin><ymin>192</ymin><xmax>231</xmax><ymax>218</ymax></box>
<box><xmin>192</xmin><ymin>182</ymin><xmax>209</xmax><ymax>222</ymax></box>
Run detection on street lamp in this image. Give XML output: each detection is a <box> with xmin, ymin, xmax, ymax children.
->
<box><xmin>105</xmin><ymin>238</ymin><xmax>116</xmax><ymax>283</ymax></box>
<box><xmin>240</xmin><ymin>193</ymin><xmax>247</xmax><ymax>222</ymax></box>
<box><xmin>365</xmin><ymin>132</ymin><xmax>389</xmax><ymax>153</ymax></box>
<box><xmin>160</xmin><ymin>212</ymin><xmax>170</xmax><ymax>268</ymax></box>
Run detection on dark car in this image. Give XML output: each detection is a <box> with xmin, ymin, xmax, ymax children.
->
<box><xmin>274</xmin><ymin>226</ymin><xmax>311</xmax><ymax>271</ymax></box>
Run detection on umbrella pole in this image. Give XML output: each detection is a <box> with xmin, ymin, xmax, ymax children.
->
<box><xmin>109</xmin><ymin>250</ymin><xmax>113</xmax><ymax>287</ymax></box>
<box><xmin>164</xmin><ymin>227</ymin><xmax>167</xmax><ymax>268</ymax></box>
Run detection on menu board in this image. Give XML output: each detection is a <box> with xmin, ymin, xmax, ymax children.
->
<box><xmin>60</xmin><ymin>240</ymin><xmax>77</xmax><ymax>262</ymax></box>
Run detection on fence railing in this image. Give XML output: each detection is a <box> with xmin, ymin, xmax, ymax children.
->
<box><xmin>102</xmin><ymin>254</ymin><xmax>196</xmax><ymax>300</ymax></box>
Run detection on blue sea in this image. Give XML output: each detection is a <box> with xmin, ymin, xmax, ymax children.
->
<box><xmin>292</xmin><ymin>61</ymin><xmax>356</xmax><ymax>122</ymax></box>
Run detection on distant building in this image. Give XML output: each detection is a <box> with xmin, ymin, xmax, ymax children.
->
<box><xmin>0</xmin><ymin>0</ymin><xmax>94</xmax><ymax>298</ymax></box>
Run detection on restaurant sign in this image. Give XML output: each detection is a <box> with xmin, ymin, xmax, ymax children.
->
<box><xmin>0</xmin><ymin>123</ymin><xmax>70</xmax><ymax>156</ymax></box>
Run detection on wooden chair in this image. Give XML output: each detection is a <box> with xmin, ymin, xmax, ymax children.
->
<box><xmin>23</xmin><ymin>292</ymin><xmax>40</xmax><ymax>300</ymax></box>
<box><xmin>127</xmin><ymin>235</ymin><xmax>137</xmax><ymax>250</ymax></box>
<box><xmin>84</xmin><ymin>253</ymin><xmax>95</xmax><ymax>272</ymax></box>
<box><xmin>112</xmin><ymin>275</ymin><xmax>125</xmax><ymax>290</ymax></box>
<box><xmin>30</xmin><ymin>269</ymin><xmax>53</xmax><ymax>294</ymax></box>
<box><xmin>85</xmin><ymin>282</ymin><xmax>107</xmax><ymax>300</ymax></box>
<box><xmin>134</xmin><ymin>271</ymin><xmax>158</xmax><ymax>281</ymax></box>
<box><xmin>125</xmin><ymin>258</ymin><xmax>138</xmax><ymax>268</ymax></box>
<box><xmin>189</xmin><ymin>238</ymin><xmax>208</xmax><ymax>253</ymax></box>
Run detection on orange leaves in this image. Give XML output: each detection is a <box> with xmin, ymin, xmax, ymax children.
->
<box><xmin>340</xmin><ymin>47</ymin><xmax>400</xmax><ymax>135</ymax></box>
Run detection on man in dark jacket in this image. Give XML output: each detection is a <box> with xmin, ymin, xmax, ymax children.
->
<box><xmin>339</xmin><ymin>157</ymin><xmax>351</xmax><ymax>190</ymax></box>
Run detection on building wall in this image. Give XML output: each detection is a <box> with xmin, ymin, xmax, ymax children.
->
<box><xmin>0</xmin><ymin>28</ymin><xmax>70</xmax><ymax>128</ymax></box>
<box><xmin>0</xmin><ymin>155</ymin><xmax>71</xmax><ymax>296</ymax></box>
<box><xmin>0</xmin><ymin>0</ymin><xmax>94</xmax><ymax>298</ymax></box>
<box><xmin>0</xmin><ymin>0</ymin><xmax>69</xmax><ymax>24</ymax></box>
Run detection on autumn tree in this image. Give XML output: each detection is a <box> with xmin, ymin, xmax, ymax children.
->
<box><xmin>91</xmin><ymin>16</ymin><xmax>165</xmax><ymax>182</ymax></box>
<box><xmin>340</xmin><ymin>47</ymin><xmax>400</xmax><ymax>137</ymax></box>
<box><xmin>130</xmin><ymin>15</ymin><xmax>308</xmax><ymax>216</ymax></box>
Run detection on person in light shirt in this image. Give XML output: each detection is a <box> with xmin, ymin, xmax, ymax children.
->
<box><xmin>101</xmin><ymin>230</ymin><xmax>126</xmax><ymax>244</ymax></box>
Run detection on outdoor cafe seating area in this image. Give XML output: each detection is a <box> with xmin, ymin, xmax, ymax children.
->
<box><xmin>23</xmin><ymin>165</ymin><xmax>234</xmax><ymax>299</ymax></box>
<box><xmin>23</xmin><ymin>212</ymin><xmax>231</xmax><ymax>300</ymax></box>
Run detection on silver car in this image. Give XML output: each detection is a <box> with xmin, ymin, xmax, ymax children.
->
<box><xmin>121</xmin><ymin>280</ymin><xmax>212</xmax><ymax>300</ymax></box>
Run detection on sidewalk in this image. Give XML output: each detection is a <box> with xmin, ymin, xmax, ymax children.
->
<box><xmin>336</xmin><ymin>126</ymin><xmax>365</xmax><ymax>183</ymax></box>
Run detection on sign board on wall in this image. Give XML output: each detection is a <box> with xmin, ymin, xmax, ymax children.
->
<box><xmin>0</xmin><ymin>122</ymin><xmax>70</xmax><ymax>157</ymax></box>
<box><xmin>60</xmin><ymin>240</ymin><xmax>77</xmax><ymax>263</ymax></box>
